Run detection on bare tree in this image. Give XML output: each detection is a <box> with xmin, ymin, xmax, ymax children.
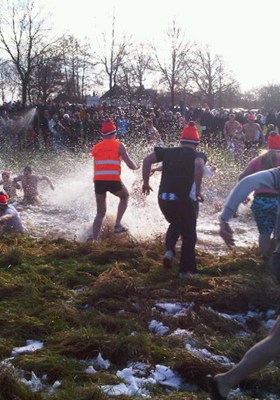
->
<box><xmin>189</xmin><ymin>45</ymin><xmax>238</xmax><ymax>109</ymax></box>
<box><xmin>94</xmin><ymin>15</ymin><xmax>130</xmax><ymax>92</ymax></box>
<box><xmin>29</xmin><ymin>51</ymin><xmax>64</xmax><ymax>102</ymax></box>
<box><xmin>129</xmin><ymin>43</ymin><xmax>152</xmax><ymax>89</ymax></box>
<box><xmin>258</xmin><ymin>84</ymin><xmax>280</xmax><ymax>111</ymax></box>
<box><xmin>116</xmin><ymin>43</ymin><xmax>152</xmax><ymax>103</ymax></box>
<box><xmin>151</xmin><ymin>20</ymin><xmax>192</xmax><ymax>108</ymax></box>
<box><xmin>0</xmin><ymin>59</ymin><xmax>18</xmax><ymax>102</ymax></box>
<box><xmin>59</xmin><ymin>35</ymin><xmax>96</xmax><ymax>103</ymax></box>
<box><xmin>0</xmin><ymin>0</ymin><xmax>55</xmax><ymax>106</ymax></box>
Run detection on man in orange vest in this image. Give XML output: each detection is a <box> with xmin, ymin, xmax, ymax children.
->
<box><xmin>91</xmin><ymin>119</ymin><xmax>138</xmax><ymax>240</ymax></box>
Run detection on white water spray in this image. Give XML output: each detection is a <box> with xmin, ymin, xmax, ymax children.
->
<box><xmin>3</xmin><ymin>144</ymin><xmax>258</xmax><ymax>253</ymax></box>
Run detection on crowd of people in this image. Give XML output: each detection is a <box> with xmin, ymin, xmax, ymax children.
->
<box><xmin>2</xmin><ymin>99</ymin><xmax>280</xmax><ymax>399</ymax></box>
<box><xmin>1</xmin><ymin>99</ymin><xmax>280</xmax><ymax>152</ymax></box>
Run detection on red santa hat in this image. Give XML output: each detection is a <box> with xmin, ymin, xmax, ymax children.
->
<box><xmin>101</xmin><ymin>120</ymin><xmax>117</xmax><ymax>136</ymax></box>
<box><xmin>268</xmin><ymin>134</ymin><xmax>280</xmax><ymax>150</ymax></box>
<box><xmin>0</xmin><ymin>192</ymin><xmax>8</xmax><ymax>205</ymax></box>
<box><xmin>180</xmin><ymin>122</ymin><xmax>200</xmax><ymax>145</ymax></box>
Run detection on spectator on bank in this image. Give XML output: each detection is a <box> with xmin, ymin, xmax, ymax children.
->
<box><xmin>276</xmin><ymin>111</ymin><xmax>280</xmax><ymax>134</ymax></box>
<box><xmin>265</xmin><ymin>109</ymin><xmax>277</xmax><ymax>128</ymax></box>
<box><xmin>116</xmin><ymin>113</ymin><xmax>130</xmax><ymax>136</ymax></box>
<box><xmin>200</xmin><ymin>108</ymin><xmax>214</xmax><ymax>145</ymax></box>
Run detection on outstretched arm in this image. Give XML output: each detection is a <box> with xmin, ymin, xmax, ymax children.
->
<box><xmin>219</xmin><ymin>169</ymin><xmax>278</xmax><ymax>247</ymax></box>
<box><xmin>0</xmin><ymin>214</ymin><xmax>13</xmax><ymax>222</ymax></box>
<box><xmin>194</xmin><ymin>157</ymin><xmax>205</xmax><ymax>202</ymax></box>
<box><xmin>41</xmin><ymin>176</ymin><xmax>55</xmax><ymax>190</ymax></box>
<box><xmin>142</xmin><ymin>152</ymin><xmax>157</xmax><ymax>195</ymax></box>
<box><xmin>119</xmin><ymin>143</ymin><xmax>139</xmax><ymax>170</ymax></box>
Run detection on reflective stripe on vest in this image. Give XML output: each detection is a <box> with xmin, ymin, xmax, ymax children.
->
<box><xmin>95</xmin><ymin>170</ymin><xmax>120</xmax><ymax>175</ymax></box>
<box><xmin>94</xmin><ymin>160</ymin><xmax>121</xmax><ymax>166</ymax></box>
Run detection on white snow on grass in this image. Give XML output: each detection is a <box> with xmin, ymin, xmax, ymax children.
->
<box><xmin>11</xmin><ymin>340</ymin><xmax>44</xmax><ymax>356</ymax></box>
<box><xmin>101</xmin><ymin>364</ymin><xmax>182</xmax><ymax>397</ymax></box>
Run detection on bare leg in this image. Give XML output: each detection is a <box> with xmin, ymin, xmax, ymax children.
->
<box><xmin>113</xmin><ymin>185</ymin><xmax>129</xmax><ymax>227</ymax></box>
<box><xmin>214</xmin><ymin>316</ymin><xmax>280</xmax><ymax>397</ymax></box>
<box><xmin>92</xmin><ymin>193</ymin><xmax>106</xmax><ymax>240</ymax></box>
<box><xmin>259</xmin><ymin>233</ymin><xmax>273</xmax><ymax>257</ymax></box>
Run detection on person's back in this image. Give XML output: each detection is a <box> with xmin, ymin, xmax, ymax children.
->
<box><xmin>158</xmin><ymin>147</ymin><xmax>196</xmax><ymax>198</ymax></box>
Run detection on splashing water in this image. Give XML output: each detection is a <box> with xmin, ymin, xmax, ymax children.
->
<box><xmin>2</xmin><ymin>141</ymin><xmax>258</xmax><ymax>253</ymax></box>
<box><xmin>16</xmin><ymin>107</ymin><xmax>37</xmax><ymax>131</ymax></box>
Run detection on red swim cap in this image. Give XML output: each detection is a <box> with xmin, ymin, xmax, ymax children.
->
<box><xmin>0</xmin><ymin>193</ymin><xmax>8</xmax><ymax>205</ymax></box>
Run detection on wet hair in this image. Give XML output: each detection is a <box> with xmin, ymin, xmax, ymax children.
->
<box><xmin>188</xmin><ymin>121</ymin><xmax>195</xmax><ymax>126</ymax></box>
<box><xmin>24</xmin><ymin>166</ymin><xmax>32</xmax><ymax>173</ymax></box>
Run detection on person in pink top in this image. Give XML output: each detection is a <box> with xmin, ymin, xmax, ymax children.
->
<box><xmin>238</xmin><ymin>132</ymin><xmax>280</xmax><ymax>257</ymax></box>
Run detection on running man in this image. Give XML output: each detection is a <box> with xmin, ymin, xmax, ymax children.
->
<box><xmin>91</xmin><ymin>119</ymin><xmax>138</xmax><ymax>240</ymax></box>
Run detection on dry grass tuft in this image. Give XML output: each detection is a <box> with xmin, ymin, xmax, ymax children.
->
<box><xmin>88</xmin><ymin>264</ymin><xmax>136</xmax><ymax>301</ymax></box>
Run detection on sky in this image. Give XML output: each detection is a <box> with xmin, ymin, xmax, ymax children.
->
<box><xmin>36</xmin><ymin>0</ymin><xmax>279</xmax><ymax>92</ymax></box>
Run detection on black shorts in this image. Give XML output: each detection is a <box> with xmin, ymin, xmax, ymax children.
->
<box><xmin>94</xmin><ymin>180</ymin><xmax>123</xmax><ymax>194</ymax></box>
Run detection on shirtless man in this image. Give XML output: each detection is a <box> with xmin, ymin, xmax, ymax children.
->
<box><xmin>223</xmin><ymin>114</ymin><xmax>241</xmax><ymax>151</ymax></box>
<box><xmin>144</xmin><ymin>119</ymin><xmax>164</xmax><ymax>147</ymax></box>
<box><xmin>14</xmin><ymin>166</ymin><xmax>54</xmax><ymax>205</ymax></box>
<box><xmin>242</xmin><ymin>114</ymin><xmax>264</xmax><ymax>157</ymax></box>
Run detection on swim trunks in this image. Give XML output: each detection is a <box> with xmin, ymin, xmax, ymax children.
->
<box><xmin>94</xmin><ymin>180</ymin><xmax>123</xmax><ymax>194</ymax></box>
<box><xmin>251</xmin><ymin>196</ymin><xmax>278</xmax><ymax>235</ymax></box>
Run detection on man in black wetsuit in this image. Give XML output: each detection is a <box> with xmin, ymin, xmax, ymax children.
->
<box><xmin>142</xmin><ymin>122</ymin><xmax>206</xmax><ymax>279</ymax></box>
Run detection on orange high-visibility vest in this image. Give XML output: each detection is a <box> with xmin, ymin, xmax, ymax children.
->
<box><xmin>92</xmin><ymin>139</ymin><xmax>121</xmax><ymax>181</ymax></box>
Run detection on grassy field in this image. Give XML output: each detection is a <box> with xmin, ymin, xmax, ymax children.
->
<box><xmin>0</xmin><ymin>234</ymin><xmax>279</xmax><ymax>399</ymax></box>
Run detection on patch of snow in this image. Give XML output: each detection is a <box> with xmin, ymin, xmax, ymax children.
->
<box><xmin>12</xmin><ymin>340</ymin><xmax>44</xmax><ymax>356</ymax></box>
<box><xmin>149</xmin><ymin>320</ymin><xmax>169</xmax><ymax>335</ymax></box>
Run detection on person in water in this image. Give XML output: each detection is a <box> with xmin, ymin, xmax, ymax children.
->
<box><xmin>237</xmin><ymin>132</ymin><xmax>280</xmax><ymax>258</ymax></box>
<box><xmin>0</xmin><ymin>191</ymin><xmax>23</xmax><ymax>235</ymax></box>
<box><xmin>206</xmin><ymin>167</ymin><xmax>280</xmax><ymax>400</ymax></box>
<box><xmin>142</xmin><ymin>121</ymin><xmax>206</xmax><ymax>279</ymax></box>
<box><xmin>0</xmin><ymin>170</ymin><xmax>21</xmax><ymax>201</ymax></box>
<box><xmin>13</xmin><ymin>166</ymin><xmax>55</xmax><ymax>205</ymax></box>
<box><xmin>91</xmin><ymin>119</ymin><xmax>139</xmax><ymax>240</ymax></box>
